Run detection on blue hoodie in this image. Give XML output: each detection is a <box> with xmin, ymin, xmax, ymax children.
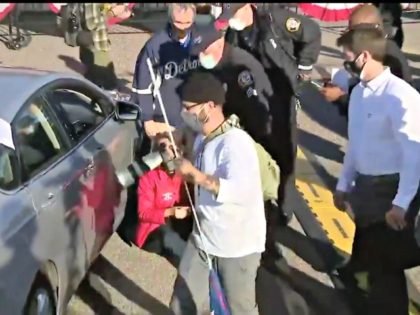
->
<box><xmin>131</xmin><ymin>23</ymin><xmax>201</xmax><ymax>128</ymax></box>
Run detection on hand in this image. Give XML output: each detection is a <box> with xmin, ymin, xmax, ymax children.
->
<box><xmin>333</xmin><ymin>190</ymin><xmax>348</xmax><ymax>211</ymax></box>
<box><xmin>298</xmin><ymin>70</ymin><xmax>312</xmax><ymax>82</ymax></box>
<box><xmin>174</xmin><ymin>206</ymin><xmax>191</xmax><ymax>219</ymax></box>
<box><xmin>386</xmin><ymin>205</ymin><xmax>407</xmax><ymax>231</ymax></box>
<box><xmin>174</xmin><ymin>158</ymin><xmax>197</xmax><ymax>181</ymax></box>
<box><xmin>109</xmin><ymin>4</ymin><xmax>131</xmax><ymax>18</ymax></box>
<box><xmin>144</xmin><ymin>121</ymin><xmax>175</xmax><ymax>138</ymax></box>
<box><xmin>320</xmin><ymin>85</ymin><xmax>346</xmax><ymax>103</ymax></box>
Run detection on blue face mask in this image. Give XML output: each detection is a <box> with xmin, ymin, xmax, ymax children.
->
<box><xmin>199</xmin><ymin>54</ymin><xmax>218</xmax><ymax>69</ymax></box>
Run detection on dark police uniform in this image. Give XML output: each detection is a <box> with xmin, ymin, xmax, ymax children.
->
<box><xmin>374</xmin><ymin>3</ymin><xmax>404</xmax><ymax>48</ymax></box>
<box><xmin>220</xmin><ymin>4</ymin><xmax>321</xmax><ymax>220</ymax></box>
<box><xmin>190</xmin><ymin>23</ymin><xmax>274</xmax><ymax>146</ymax></box>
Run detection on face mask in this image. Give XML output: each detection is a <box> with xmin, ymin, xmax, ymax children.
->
<box><xmin>181</xmin><ymin>105</ymin><xmax>209</xmax><ymax>133</ymax></box>
<box><xmin>171</xmin><ymin>24</ymin><xmax>191</xmax><ymax>42</ymax></box>
<box><xmin>229</xmin><ymin>18</ymin><xmax>246</xmax><ymax>31</ymax></box>
<box><xmin>199</xmin><ymin>54</ymin><xmax>218</xmax><ymax>69</ymax></box>
<box><xmin>211</xmin><ymin>5</ymin><xmax>222</xmax><ymax>19</ymax></box>
<box><xmin>343</xmin><ymin>54</ymin><xmax>366</xmax><ymax>79</ymax></box>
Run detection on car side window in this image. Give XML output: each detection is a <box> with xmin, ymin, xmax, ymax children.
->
<box><xmin>0</xmin><ymin>145</ymin><xmax>19</xmax><ymax>190</ymax></box>
<box><xmin>46</xmin><ymin>89</ymin><xmax>108</xmax><ymax>141</ymax></box>
<box><xmin>13</xmin><ymin>97</ymin><xmax>67</xmax><ymax>179</ymax></box>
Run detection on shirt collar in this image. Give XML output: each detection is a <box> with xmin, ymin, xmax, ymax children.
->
<box><xmin>363</xmin><ymin>67</ymin><xmax>391</xmax><ymax>91</ymax></box>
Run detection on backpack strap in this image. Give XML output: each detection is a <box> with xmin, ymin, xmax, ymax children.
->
<box><xmin>194</xmin><ymin>114</ymin><xmax>240</xmax><ymax>164</ymax></box>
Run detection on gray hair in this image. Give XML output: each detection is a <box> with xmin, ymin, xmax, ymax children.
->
<box><xmin>168</xmin><ymin>3</ymin><xmax>196</xmax><ymax>21</ymax></box>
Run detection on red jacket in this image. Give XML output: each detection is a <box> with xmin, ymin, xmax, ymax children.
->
<box><xmin>135</xmin><ymin>167</ymin><xmax>187</xmax><ymax>248</ymax></box>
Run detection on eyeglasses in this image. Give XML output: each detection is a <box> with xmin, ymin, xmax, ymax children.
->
<box><xmin>183</xmin><ymin>102</ymin><xmax>207</xmax><ymax>111</ymax></box>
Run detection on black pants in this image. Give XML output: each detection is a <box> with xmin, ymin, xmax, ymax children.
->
<box><xmin>142</xmin><ymin>224</ymin><xmax>188</xmax><ymax>267</ymax></box>
<box><xmin>341</xmin><ymin>174</ymin><xmax>420</xmax><ymax>315</ymax></box>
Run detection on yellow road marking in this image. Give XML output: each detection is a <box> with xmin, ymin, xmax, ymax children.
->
<box><xmin>296</xmin><ymin>146</ymin><xmax>420</xmax><ymax>307</ymax></box>
<box><xmin>296</xmin><ymin>146</ymin><xmax>355</xmax><ymax>255</ymax></box>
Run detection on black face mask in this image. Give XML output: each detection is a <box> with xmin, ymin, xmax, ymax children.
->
<box><xmin>159</xmin><ymin>142</ymin><xmax>177</xmax><ymax>175</ymax></box>
<box><xmin>170</xmin><ymin>24</ymin><xmax>192</xmax><ymax>41</ymax></box>
<box><xmin>343</xmin><ymin>54</ymin><xmax>365</xmax><ymax>78</ymax></box>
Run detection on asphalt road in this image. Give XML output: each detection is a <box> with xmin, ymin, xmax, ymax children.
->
<box><xmin>1</xmin><ymin>12</ymin><xmax>420</xmax><ymax>315</ymax></box>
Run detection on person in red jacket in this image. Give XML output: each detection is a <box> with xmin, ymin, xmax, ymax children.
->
<box><xmin>136</xmin><ymin>132</ymin><xmax>192</xmax><ymax>265</ymax></box>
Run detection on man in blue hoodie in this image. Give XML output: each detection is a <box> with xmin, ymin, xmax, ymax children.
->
<box><xmin>131</xmin><ymin>4</ymin><xmax>200</xmax><ymax>142</ymax></box>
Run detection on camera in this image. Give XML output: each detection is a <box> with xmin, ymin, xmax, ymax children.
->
<box><xmin>116</xmin><ymin>143</ymin><xmax>176</xmax><ymax>188</ymax></box>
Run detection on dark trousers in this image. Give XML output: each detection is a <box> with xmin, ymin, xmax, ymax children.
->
<box><xmin>143</xmin><ymin>224</ymin><xmax>188</xmax><ymax>267</ymax></box>
<box><xmin>341</xmin><ymin>174</ymin><xmax>420</xmax><ymax>315</ymax></box>
<box><xmin>79</xmin><ymin>45</ymin><xmax>118</xmax><ymax>90</ymax></box>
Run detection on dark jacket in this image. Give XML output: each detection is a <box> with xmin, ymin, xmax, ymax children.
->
<box><xmin>374</xmin><ymin>3</ymin><xmax>404</xmax><ymax>48</ymax></box>
<box><xmin>207</xmin><ymin>43</ymin><xmax>274</xmax><ymax>145</ymax></box>
<box><xmin>225</xmin><ymin>6</ymin><xmax>321</xmax><ymax>94</ymax></box>
<box><xmin>131</xmin><ymin>23</ymin><xmax>200</xmax><ymax>128</ymax></box>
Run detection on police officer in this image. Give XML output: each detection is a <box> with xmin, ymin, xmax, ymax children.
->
<box><xmin>214</xmin><ymin>4</ymin><xmax>321</xmax><ymax>230</ymax></box>
<box><xmin>321</xmin><ymin>4</ymin><xmax>412</xmax><ymax>120</ymax></box>
<box><xmin>190</xmin><ymin>23</ymin><xmax>273</xmax><ymax>146</ymax></box>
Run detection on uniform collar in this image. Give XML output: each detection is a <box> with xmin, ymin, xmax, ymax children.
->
<box><xmin>364</xmin><ymin>67</ymin><xmax>391</xmax><ymax>91</ymax></box>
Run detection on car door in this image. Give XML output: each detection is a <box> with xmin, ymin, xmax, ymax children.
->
<box><xmin>44</xmin><ymin>83</ymin><xmax>134</xmax><ymax>262</ymax></box>
<box><xmin>11</xmin><ymin>94</ymin><xmax>89</xmax><ymax>300</ymax></box>
<box><xmin>0</xmin><ymin>144</ymin><xmax>40</xmax><ymax>314</ymax></box>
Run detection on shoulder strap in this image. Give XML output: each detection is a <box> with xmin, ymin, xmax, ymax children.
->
<box><xmin>194</xmin><ymin>115</ymin><xmax>240</xmax><ymax>161</ymax></box>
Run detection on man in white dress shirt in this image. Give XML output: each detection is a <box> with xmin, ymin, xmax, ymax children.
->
<box><xmin>334</xmin><ymin>28</ymin><xmax>420</xmax><ymax>315</ymax></box>
<box><xmin>169</xmin><ymin>71</ymin><xmax>266</xmax><ymax>315</ymax></box>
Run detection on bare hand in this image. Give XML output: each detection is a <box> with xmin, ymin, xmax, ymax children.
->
<box><xmin>320</xmin><ymin>85</ymin><xmax>346</xmax><ymax>103</ymax></box>
<box><xmin>174</xmin><ymin>206</ymin><xmax>191</xmax><ymax>219</ymax></box>
<box><xmin>110</xmin><ymin>4</ymin><xmax>131</xmax><ymax>18</ymax></box>
<box><xmin>386</xmin><ymin>205</ymin><xmax>407</xmax><ymax>231</ymax></box>
<box><xmin>174</xmin><ymin>158</ymin><xmax>197</xmax><ymax>181</ymax></box>
<box><xmin>144</xmin><ymin>121</ymin><xmax>175</xmax><ymax>138</ymax></box>
<box><xmin>298</xmin><ymin>70</ymin><xmax>312</xmax><ymax>82</ymax></box>
<box><xmin>333</xmin><ymin>190</ymin><xmax>348</xmax><ymax>211</ymax></box>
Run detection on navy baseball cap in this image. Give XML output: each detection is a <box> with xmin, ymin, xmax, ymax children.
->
<box><xmin>190</xmin><ymin>23</ymin><xmax>224</xmax><ymax>56</ymax></box>
<box><xmin>217</xmin><ymin>3</ymin><xmax>247</xmax><ymax>21</ymax></box>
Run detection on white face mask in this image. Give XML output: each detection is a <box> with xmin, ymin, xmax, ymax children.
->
<box><xmin>181</xmin><ymin>110</ymin><xmax>203</xmax><ymax>133</ymax></box>
<box><xmin>229</xmin><ymin>18</ymin><xmax>246</xmax><ymax>31</ymax></box>
<box><xmin>180</xmin><ymin>105</ymin><xmax>209</xmax><ymax>133</ymax></box>
<box><xmin>199</xmin><ymin>54</ymin><xmax>218</xmax><ymax>69</ymax></box>
<box><xmin>210</xmin><ymin>5</ymin><xmax>222</xmax><ymax>19</ymax></box>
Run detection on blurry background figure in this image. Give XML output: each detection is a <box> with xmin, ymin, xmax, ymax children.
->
<box><xmin>373</xmin><ymin>3</ymin><xmax>404</xmax><ymax>49</ymax></box>
<box><xmin>136</xmin><ymin>133</ymin><xmax>192</xmax><ymax>267</ymax></box>
<box><xmin>79</xmin><ymin>3</ymin><xmax>132</xmax><ymax>93</ymax></box>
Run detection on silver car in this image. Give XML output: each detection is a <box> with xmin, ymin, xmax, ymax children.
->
<box><xmin>0</xmin><ymin>67</ymin><xmax>142</xmax><ymax>314</ymax></box>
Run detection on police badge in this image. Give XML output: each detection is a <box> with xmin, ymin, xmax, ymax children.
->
<box><xmin>237</xmin><ymin>70</ymin><xmax>254</xmax><ymax>88</ymax></box>
<box><xmin>286</xmin><ymin>17</ymin><xmax>301</xmax><ymax>33</ymax></box>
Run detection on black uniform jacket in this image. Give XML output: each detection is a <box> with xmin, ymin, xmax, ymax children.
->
<box><xmin>225</xmin><ymin>5</ymin><xmax>321</xmax><ymax>94</ymax></box>
<box><xmin>208</xmin><ymin>42</ymin><xmax>274</xmax><ymax>145</ymax></box>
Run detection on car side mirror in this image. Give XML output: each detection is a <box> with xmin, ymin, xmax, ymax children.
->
<box><xmin>115</xmin><ymin>100</ymin><xmax>141</xmax><ymax>121</ymax></box>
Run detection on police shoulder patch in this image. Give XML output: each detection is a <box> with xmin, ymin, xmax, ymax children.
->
<box><xmin>285</xmin><ymin>17</ymin><xmax>301</xmax><ymax>33</ymax></box>
<box><xmin>238</xmin><ymin>70</ymin><xmax>254</xmax><ymax>88</ymax></box>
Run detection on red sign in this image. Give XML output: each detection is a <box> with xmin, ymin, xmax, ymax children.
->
<box><xmin>48</xmin><ymin>3</ymin><xmax>135</xmax><ymax>26</ymax></box>
<box><xmin>0</xmin><ymin>3</ymin><xmax>15</xmax><ymax>22</ymax></box>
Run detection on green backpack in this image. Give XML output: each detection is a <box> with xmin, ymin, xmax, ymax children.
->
<box><xmin>201</xmin><ymin>114</ymin><xmax>280</xmax><ymax>201</ymax></box>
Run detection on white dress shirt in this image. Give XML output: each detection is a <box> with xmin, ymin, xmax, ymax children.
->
<box><xmin>192</xmin><ymin>128</ymin><xmax>266</xmax><ymax>258</ymax></box>
<box><xmin>337</xmin><ymin>67</ymin><xmax>420</xmax><ymax>210</ymax></box>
